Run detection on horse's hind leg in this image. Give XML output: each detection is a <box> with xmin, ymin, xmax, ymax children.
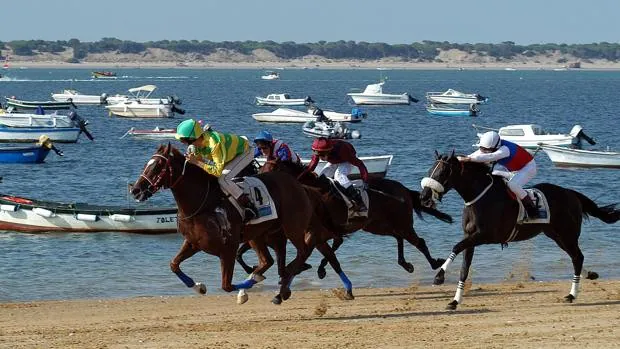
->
<box><xmin>317</xmin><ymin>236</ymin><xmax>344</xmax><ymax>279</ymax></box>
<box><xmin>316</xmin><ymin>241</ymin><xmax>354</xmax><ymax>300</ymax></box>
<box><xmin>170</xmin><ymin>239</ymin><xmax>206</xmax><ymax>294</ymax></box>
<box><xmin>544</xmin><ymin>229</ymin><xmax>584</xmax><ymax>303</ymax></box>
<box><xmin>403</xmin><ymin>228</ymin><xmax>446</xmax><ymax>271</ymax></box>
<box><xmin>236</xmin><ymin>241</ymin><xmax>257</xmax><ymax>275</ymax></box>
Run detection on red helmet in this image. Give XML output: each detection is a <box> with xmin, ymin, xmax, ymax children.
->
<box><xmin>311</xmin><ymin>137</ymin><xmax>333</xmax><ymax>152</ymax></box>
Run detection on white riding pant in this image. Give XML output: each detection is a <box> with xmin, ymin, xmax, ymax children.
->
<box><xmin>493</xmin><ymin>160</ymin><xmax>537</xmax><ymax>199</ymax></box>
<box><xmin>218</xmin><ymin>147</ymin><xmax>254</xmax><ymax>199</ymax></box>
<box><xmin>318</xmin><ymin>162</ymin><xmax>352</xmax><ymax>188</ymax></box>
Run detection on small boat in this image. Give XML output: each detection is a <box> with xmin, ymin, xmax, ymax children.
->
<box><xmin>5</xmin><ymin>97</ymin><xmax>75</xmax><ymax>111</ymax></box>
<box><xmin>0</xmin><ymin>145</ymin><xmax>50</xmax><ymax>163</ymax></box>
<box><xmin>347</xmin><ymin>80</ymin><xmax>417</xmax><ymax>105</ymax></box>
<box><xmin>261</xmin><ymin>71</ymin><xmax>280</xmax><ymax>80</ymax></box>
<box><xmin>538</xmin><ymin>144</ymin><xmax>620</xmax><ymax>169</ymax></box>
<box><xmin>0</xmin><ymin>194</ymin><xmax>177</xmax><ymax>233</ymax></box>
<box><xmin>51</xmin><ymin>89</ymin><xmax>107</xmax><ymax>105</ymax></box>
<box><xmin>426</xmin><ymin>103</ymin><xmax>479</xmax><ymax>117</ymax></box>
<box><xmin>255</xmin><ymin>94</ymin><xmax>314</xmax><ymax>106</ymax></box>
<box><xmin>473</xmin><ymin>124</ymin><xmax>596</xmax><ymax>149</ymax></box>
<box><xmin>91</xmin><ymin>71</ymin><xmax>117</xmax><ymax>79</ymax></box>
<box><xmin>121</xmin><ymin>127</ymin><xmax>176</xmax><ymax>139</ymax></box>
<box><xmin>426</xmin><ymin>89</ymin><xmax>488</xmax><ymax>104</ymax></box>
<box><xmin>302</xmin><ymin>121</ymin><xmax>361</xmax><ymax>139</ymax></box>
<box><xmin>256</xmin><ymin>155</ymin><xmax>393</xmax><ymax>179</ymax></box>
<box><xmin>252</xmin><ymin>108</ymin><xmax>365</xmax><ymax>123</ymax></box>
<box><xmin>105</xmin><ymin>85</ymin><xmax>184</xmax><ymax>118</ymax></box>
<box><xmin>0</xmin><ymin>111</ymin><xmax>93</xmax><ymax>143</ymax></box>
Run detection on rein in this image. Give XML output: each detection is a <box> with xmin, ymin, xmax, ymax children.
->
<box><xmin>463</xmin><ymin>174</ymin><xmax>494</xmax><ymax>206</ymax></box>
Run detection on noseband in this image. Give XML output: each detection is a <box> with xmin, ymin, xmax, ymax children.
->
<box><xmin>140</xmin><ymin>153</ymin><xmax>185</xmax><ymax>194</ymax></box>
<box><xmin>421</xmin><ymin>159</ymin><xmax>461</xmax><ymax>198</ymax></box>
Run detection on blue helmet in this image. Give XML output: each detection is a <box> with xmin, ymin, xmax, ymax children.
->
<box><xmin>254</xmin><ymin>130</ymin><xmax>273</xmax><ymax>143</ymax></box>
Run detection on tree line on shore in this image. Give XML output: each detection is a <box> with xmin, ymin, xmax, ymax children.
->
<box><xmin>2</xmin><ymin>38</ymin><xmax>620</xmax><ymax>62</ymax></box>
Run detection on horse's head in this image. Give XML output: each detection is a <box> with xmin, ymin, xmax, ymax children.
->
<box><xmin>130</xmin><ymin>143</ymin><xmax>186</xmax><ymax>202</ymax></box>
<box><xmin>420</xmin><ymin>150</ymin><xmax>462</xmax><ymax>208</ymax></box>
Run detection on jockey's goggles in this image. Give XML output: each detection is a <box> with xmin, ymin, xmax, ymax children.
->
<box><xmin>179</xmin><ymin>137</ymin><xmax>196</xmax><ymax>145</ymax></box>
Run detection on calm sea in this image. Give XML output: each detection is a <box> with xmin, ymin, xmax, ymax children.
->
<box><xmin>0</xmin><ymin>68</ymin><xmax>619</xmax><ymax>302</ymax></box>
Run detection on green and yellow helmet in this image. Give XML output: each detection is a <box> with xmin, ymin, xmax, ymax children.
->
<box><xmin>175</xmin><ymin>119</ymin><xmax>203</xmax><ymax>141</ymax></box>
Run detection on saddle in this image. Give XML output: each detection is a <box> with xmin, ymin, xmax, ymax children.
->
<box><xmin>325</xmin><ymin>178</ymin><xmax>369</xmax><ymax>219</ymax></box>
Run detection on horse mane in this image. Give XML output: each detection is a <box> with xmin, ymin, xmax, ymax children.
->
<box><xmin>439</xmin><ymin>153</ymin><xmax>491</xmax><ymax>178</ymax></box>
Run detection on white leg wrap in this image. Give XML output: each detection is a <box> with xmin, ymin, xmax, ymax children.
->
<box><xmin>454</xmin><ymin>281</ymin><xmax>465</xmax><ymax>304</ymax></box>
<box><xmin>570</xmin><ymin>275</ymin><xmax>580</xmax><ymax>298</ymax></box>
<box><xmin>441</xmin><ymin>252</ymin><xmax>457</xmax><ymax>271</ymax></box>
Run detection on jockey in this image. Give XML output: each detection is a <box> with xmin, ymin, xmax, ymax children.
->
<box><xmin>303</xmin><ymin>137</ymin><xmax>369</xmax><ymax>212</ymax></box>
<box><xmin>458</xmin><ymin>130</ymin><xmax>539</xmax><ymax>218</ymax></box>
<box><xmin>175</xmin><ymin>118</ymin><xmax>258</xmax><ymax>221</ymax></box>
<box><xmin>253</xmin><ymin>130</ymin><xmax>300</xmax><ymax>164</ymax></box>
<box><xmin>311</xmin><ymin>106</ymin><xmax>332</xmax><ymax>124</ymax></box>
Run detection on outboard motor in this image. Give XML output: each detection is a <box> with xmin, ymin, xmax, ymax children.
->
<box><xmin>475</xmin><ymin>94</ymin><xmax>488</xmax><ymax>102</ymax></box>
<box><xmin>69</xmin><ymin>111</ymin><xmax>94</xmax><ymax>141</ymax></box>
<box><xmin>569</xmin><ymin>125</ymin><xmax>596</xmax><ymax>148</ymax></box>
<box><xmin>167</xmin><ymin>95</ymin><xmax>182</xmax><ymax>105</ymax></box>
<box><xmin>408</xmin><ymin>95</ymin><xmax>419</xmax><ymax>103</ymax></box>
<box><xmin>100</xmin><ymin>93</ymin><xmax>108</xmax><ymax>105</ymax></box>
<box><xmin>171</xmin><ymin>104</ymin><xmax>186</xmax><ymax>115</ymax></box>
<box><xmin>304</xmin><ymin>96</ymin><xmax>315</xmax><ymax>105</ymax></box>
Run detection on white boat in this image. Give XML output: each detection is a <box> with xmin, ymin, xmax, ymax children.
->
<box><xmin>302</xmin><ymin>121</ymin><xmax>361</xmax><ymax>139</ymax></box>
<box><xmin>255</xmin><ymin>94</ymin><xmax>313</xmax><ymax>106</ymax></box>
<box><xmin>474</xmin><ymin>124</ymin><xmax>596</xmax><ymax>149</ymax></box>
<box><xmin>0</xmin><ymin>111</ymin><xmax>75</xmax><ymax>128</ymax></box>
<box><xmin>252</xmin><ymin>108</ymin><xmax>365</xmax><ymax>123</ymax></box>
<box><xmin>261</xmin><ymin>71</ymin><xmax>280</xmax><ymax>80</ymax></box>
<box><xmin>539</xmin><ymin>144</ymin><xmax>620</xmax><ymax>169</ymax></box>
<box><xmin>427</xmin><ymin>104</ymin><xmax>479</xmax><ymax>117</ymax></box>
<box><xmin>426</xmin><ymin>89</ymin><xmax>488</xmax><ymax>104</ymax></box>
<box><xmin>51</xmin><ymin>89</ymin><xmax>107</xmax><ymax>105</ymax></box>
<box><xmin>0</xmin><ymin>110</ymin><xmax>93</xmax><ymax>143</ymax></box>
<box><xmin>121</xmin><ymin>127</ymin><xmax>176</xmax><ymax>140</ymax></box>
<box><xmin>256</xmin><ymin>155</ymin><xmax>393</xmax><ymax>179</ymax></box>
<box><xmin>347</xmin><ymin>80</ymin><xmax>417</xmax><ymax>105</ymax></box>
<box><xmin>105</xmin><ymin>85</ymin><xmax>184</xmax><ymax>118</ymax></box>
<box><xmin>0</xmin><ymin>193</ymin><xmax>177</xmax><ymax>233</ymax></box>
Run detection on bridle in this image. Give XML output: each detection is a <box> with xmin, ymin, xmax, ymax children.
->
<box><xmin>421</xmin><ymin>159</ymin><xmax>461</xmax><ymax>200</ymax></box>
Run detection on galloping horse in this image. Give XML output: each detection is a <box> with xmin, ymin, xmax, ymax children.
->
<box><xmin>130</xmin><ymin>144</ymin><xmax>348</xmax><ymax>304</ymax></box>
<box><xmin>420</xmin><ymin>151</ymin><xmax>620</xmax><ymax>310</ymax></box>
<box><xmin>238</xmin><ymin>160</ymin><xmax>453</xmax><ymax>280</ymax></box>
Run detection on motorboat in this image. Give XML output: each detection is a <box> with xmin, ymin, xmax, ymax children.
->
<box><xmin>347</xmin><ymin>80</ymin><xmax>417</xmax><ymax>105</ymax></box>
<box><xmin>256</xmin><ymin>155</ymin><xmax>393</xmax><ymax>179</ymax></box>
<box><xmin>426</xmin><ymin>104</ymin><xmax>479</xmax><ymax>117</ymax></box>
<box><xmin>91</xmin><ymin>71</ymin><xmax>117</xmax><ymax>79</ymax></box>
<box><xmin>539</xmin><ymin>144</ymin><xmax>620</xmax><ymax>169</ymax></box>
<box><xmin>255</xmin><ymin>94</ymin><xmax>314</xmax><ymax>106</ymax></box>
<box><xmin>252</xmin><ymin>107</ymin><xmax>365</xmax><ymax>123</ymax></box>
<box><xmin>105</xmin><ymin>85</ymin><xmax>184</xmax><ymax>118</ymax></box>
<box><xmin>5</xmin><ymin>97</ymin><xmax>75</xmax><ymax>111</ymax></box>
<box><xmin>0</xmin><ymin>134</ymin><xmax>63</xmax><ymax>163</ymax></box>
<box><xmin>473</xmin><ymin>124</ymin><xmax>596</xmax><ymax>149</ymax></box>
<box><xmin>426</xmin><ymin>89</ymin><xmax>488</xmax><ymax>104</ymax></box>
<box><xmin>261</xmin><ymin>71</ymin><xmax>280</xmax><ymax>80</ymax></box>
<box><xmin>121</xmin><ymin>126</ymin><xmax>176</xmax><ymax>140</ymax></box>
<box><xmin>51</xmin><ymin>89</ymin><xmax>107</xmax><ymax>105</ymax></box>
<box><xmin>0</xmin><ymin>110</ymin><xmax>93</xmax><ymax>143</ymax></box>
<box><xmin>302</xmin><ymin>120</ymin><xmax>361</xmax><ymax>139</ymax></box>
<box><xmin>0</xmin><ymin>193</ymin><xmax>177</xmax><ymax>233</ymax></box>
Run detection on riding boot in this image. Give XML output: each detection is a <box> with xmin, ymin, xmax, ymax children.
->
<box><xmin>345</xmin><ymin>186</ymin><xmax>367</xmax><ymax>212</ymax></box>
<box><xmin>521</xmin><ymin>195</ymin><xmax>539</xmax><ymax>219</ymax></box>
<box><xmin>237</xmin><ymin>194</ymin><xmax>258</xmax><ymax>222</ymax></box>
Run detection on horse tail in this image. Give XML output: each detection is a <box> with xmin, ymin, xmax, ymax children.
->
<box><xmin>572</xmin><ymin>190</ymin><xmax>620</xmax><ymax>224</ymax></box>
<box><xmin>409</xmin><ymin>190</ymin><xmax>453</xmax><ymax>224</ymax></box>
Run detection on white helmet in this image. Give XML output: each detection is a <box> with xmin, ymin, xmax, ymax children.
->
<box><xmin>479</xmin><ymin>131</ymin><xmax>500</xmax><ymax>150</ymax></box>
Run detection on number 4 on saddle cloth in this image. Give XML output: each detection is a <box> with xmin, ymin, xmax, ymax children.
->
<box><xmin>230</xmin><ymin>177</ymin><xmax>279</xmax><ymax>225</ymax></box>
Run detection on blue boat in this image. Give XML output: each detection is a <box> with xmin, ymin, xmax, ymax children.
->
<box><xmin>426</xmin><ymin>103</ymin><xmax>479</xmax><ymax>117</ymax></box>
<box><xmin>0</xmin><ymin>145</ymin><xmax>51</xmax><ymax>163</ymax></box>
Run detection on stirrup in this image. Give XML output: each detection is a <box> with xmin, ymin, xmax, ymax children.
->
<box><xmin>243</xmin><ymin>207</ymin><xmax>258</xmax><ymax>222</ymax></box>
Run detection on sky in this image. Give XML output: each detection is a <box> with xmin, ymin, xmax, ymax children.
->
<box><xmin>2</xmin><ymin>0</ymin><xmax>619</xmax><ymax>45</ymax></box>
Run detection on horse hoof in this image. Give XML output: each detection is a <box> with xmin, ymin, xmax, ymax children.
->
<box><xmin>433</xmin><ymin>275</ymin><xmax>445</xmax><ymax>286</ymax></box>
<box><xmin>401</xmin><ymin>262</ymin><xmax>414</xmax><ymax>274</ymax></box>
<box><xmin>344</xmin><ymin>290</ymin><xmax>355</xmax><ymax>300</ymax></box>
<box><xmin>446</xmin><ymin>300</ymin><xmax>458</xmax><ymax>310</ymax></box>
<box><xmin>433</xmin><ymin>259</ymin><xmax>446</xmax><ymax>270</ymax></box>
<box><xmin>281</xmin><ymin>288</ymin><xmax>292</xmax><ymax>301</ymax></box>
<box><xmin>563</xmin><ymin>294</ymin><xmax>575</xmax><ymax>303</ymax></box>
<box><xmin>272</xmin><ymin>295</ymin><xmax>282</xmax><ymax>305</ymax></box>
<box><xmin>193</xmin><ymin>283</ymin><xmax>207</xmax><ymax>295</ymax></box>
<box><xmin>237</xmin><ymin>290</ymin><xmax>249</xmax><ymax>305</ymax></box>
<box><xmin>317</xmin><ymin>267</ymin><xmax>327</xmax><ymax>280</ymax></box>
<box><xmin>300</xmin><ymin>263</ymin><xmax>312</xmax><ymax>273</ymax></box>
<box><xmin>586</xmin><ymin>271</ymin><xmax>599</xmax><ymax>280</ymax></box>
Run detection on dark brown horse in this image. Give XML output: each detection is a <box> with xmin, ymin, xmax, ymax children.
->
<box><xmin>420</xmin><ymin>151</ymin><xmax>620</xmax><ymax>310</ymax></box>
<box><xmin>237</xmin><ymin>160</ymin><xmax>453</xmax><ymax>280</ymax></box>
<box><xmin>130</xmin><ymin>144</ymin><xmax>347</xmax><ymax>304</ymax></box>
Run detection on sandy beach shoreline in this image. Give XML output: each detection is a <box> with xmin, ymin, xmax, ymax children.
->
<box><xmin>1</xmin><ymin>279</ymin><xmax>618</xmax><ymax>349</ymax></box>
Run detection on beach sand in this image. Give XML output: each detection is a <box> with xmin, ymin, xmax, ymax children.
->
<box><xmin>1</xmin><ymin>280</ymin><xmax>619</xmax><ymax>349</ymax></box>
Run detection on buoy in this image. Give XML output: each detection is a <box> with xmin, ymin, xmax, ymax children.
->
<box><xmin>0</xmin><ymin>204</ymin><xmax>18</xmax><ymax>212</ymax></box>
<box><xmin>110</xmin><ymin>214</ymin><xmax>134</xmax><ymax>222</ymax></box>
<box><xmin>32</xmin><ymin>207</ymin><xmax>55</xmax><ymax>218</ymax></box>
<box><xmin>75</xmin><ymin>213</ymin><xmax>98</xmax><ymax>222</ymax></box>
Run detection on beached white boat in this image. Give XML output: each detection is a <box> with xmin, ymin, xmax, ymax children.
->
<box><xmin>539</xmin><ymin>144</ymin><xmax>620</xmax><ymax>169</ymax></box>
<box><xmin>426</xmin><ymin>89</ymin><xmax>488</xmax><ymax>104</ymax></box>
<box><xmin>255</xmin><ymin>94</ymin><xmax>313</xmax><ymax>106</ymax></box>
<box><xmin>0</xmin><ymin>194</ymin><xmax>177</xmax><ymax>233</ymax></box>
<box><xmin>302</xmin><ymin>121</ymin><xmax>361</xmax><ymax>139</ymax></box>
<box><xmin>121</xmin><ymin>127</ymin><xmax>176</xmax><ymax>140</ymax></box>
<box><xmin>105</xmin><ymin>85</ymin><xmax>184</xmax><ymax>118</ymax></box>
<box><xmin>256</xmin><ymin>155</ymin><xmax>393</xmax><ymax>179</ymax></box>
<box><xmin>261</xmin><ymin>71</ymin><xmax>280</xmax><ymax>80</ymax></box>
<box><xmin>51</xmin><ymin>89</ymin><xmax>107</xmax><ymax>105</ymax></box>
<box><xmin>347</xmin><ymin>80</ymin><xmax>417</xmax><ymax>105</ymax></box>
<box><xmin>474</xmin><ymin>124</ymin><xmax>596</xmax><ymax>149</ymax></box>
<box><xmin>252</xmin><ymin>108</ymin><xmax>365</xmax><ymax>123</ymax></box>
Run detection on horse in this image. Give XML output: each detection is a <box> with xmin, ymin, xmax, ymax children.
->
<box><xmin>237</xmin><ymin>159</ymin><xmax>453</xmax><ymax>280</ymax></box>
<box><xmin>130</xmin><ymin>144</ymin><xmax>350</xmax><ymax>304</ymax></box>
<box><xmin>420</xmin><ymin>151</ymin><xmax>620</xmax><ymax>310</ymax></box>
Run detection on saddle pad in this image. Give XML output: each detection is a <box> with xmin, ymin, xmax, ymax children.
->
<box><xmin>236</xmin><ymin>177</ymin><xmax>278</xmax><ymax>225</ymax></box>
<box><xmin>517</xmin><ymin>188</ymin><xmax>551</xmax><ymax>225</ymax></box>
<box><xmin>334</xmin><ymin>179</ymin><xmax>369</xmax><ymax>219</ymax></box>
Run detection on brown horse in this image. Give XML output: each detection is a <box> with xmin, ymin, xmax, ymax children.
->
<box><xmin>237</xmin><ymin>160</ymin><xmax>453</xmax><ymax>280</ymax></box>
<box><xmin>420</xmin><ymin>151</ymin><xmax>620</xmax><ymax>310</ymax></box>
<box><xmin>130</xmin><ymin>144</ymin><xmax>346</xmax><ymax>304</ymax></box>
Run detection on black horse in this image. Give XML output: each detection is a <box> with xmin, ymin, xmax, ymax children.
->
<box><xmin>420</xmin><ymin>151</ymin><xmax>620</xmax><ymax>310</ymax></box>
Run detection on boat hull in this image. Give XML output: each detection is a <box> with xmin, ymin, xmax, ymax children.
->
<box><xmin>0</xmin><ymin>146</ymin><xmax>50</xmax><ymax>163</ymax></box>
<box><xmin>540</xmin><ymin>145</ymin><xmax>620</xmax><ymax>169</ymax></box>
<box><xmin>253</xmin><ymin>108</ymin><xmax>362</xmax><ymax>123</ymax></box>
<box><xmin>106</xmin><ymin>104</ymin><xmax>173</xmax><ymax>118</ymax></box>
<box><xmin>124</xmin><ymin>128</ymin><xmax>176</xmax><ymax>139</ymax></box>
<box><xmin>348</xmin><ymin>93</ymin><xmax>411</xmax><ymax>105</ymax></box>
<box><xmin>255</xmin><ymin>97</ymin><xmax>308</xmax><ymax>106</ymax></box>
<box><xmin>51</xmin><ymin>92</ymin><xmax>105</xmax><ymax>105</ymax></box>
<box><xmin>5</xmin><ymin>98</ymin><xmax>73</xmax><ymax>110</ymax></box>
<box><xmin>0</xmin><ymin>126</ymin><xmax>81</xmax><ymax>143</ymax></box>
<box><xmin>256</xmin><ymin>155</ymin><xmax>392</xmax><ymax>179</ymax></box>
<box><xmin>427</xmin><ymin>107</ymin><xmax>474</xmax><ymax>117</ymax></box>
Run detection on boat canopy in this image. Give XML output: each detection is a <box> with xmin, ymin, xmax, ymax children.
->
<box><xmin>129</xmin><ymin>85</ymin><xmax>157</xmax><ymax>93</ymax></box>
<box><xmin>363</xmin><ymin>82</ymin><xmax>384</xmax><ymax>94</ymax></box>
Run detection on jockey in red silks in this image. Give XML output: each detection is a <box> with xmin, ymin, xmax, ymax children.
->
<box><xmin>458</xmin><ymin>130</ymin><xmax>539</xmax><ymax>218</ymax></box>
<box><xmin>253</xmin><ymin>130</ymin><xmax>300</xmax><ymax>164</ymax></box>
<box><xmin>302</xmin><ymin>137</ymin><xmax>369</xmax><ymax>211</ymax></box>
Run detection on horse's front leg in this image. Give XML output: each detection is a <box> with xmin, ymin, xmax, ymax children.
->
<box><xmin>170</xmin><ymin>239</ymin><xmax>205</xmax><ymax>294</ymax></box>
<box><xmin>405</xmin><ymin>229</ymin><xmax>446</xmax><ymax>271</ymax></box>
<box><xmin>434</xmin><ymin>232</ymin><xmax>481</xmax><ymax>285</ymax></box>
<box><xmin>317</xmin><ymin>236</ymin><xmax>343</xmax><ymax>279</ymax></box>
<box><xmin>396</xmin><ymin>237</ymin><xmax>415</xmax><ymax>273</ymax></box>
<box><xmin>446</xmin><ymin>247</ymin><xmax>475</xmax><ymax>311</ymax></box>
